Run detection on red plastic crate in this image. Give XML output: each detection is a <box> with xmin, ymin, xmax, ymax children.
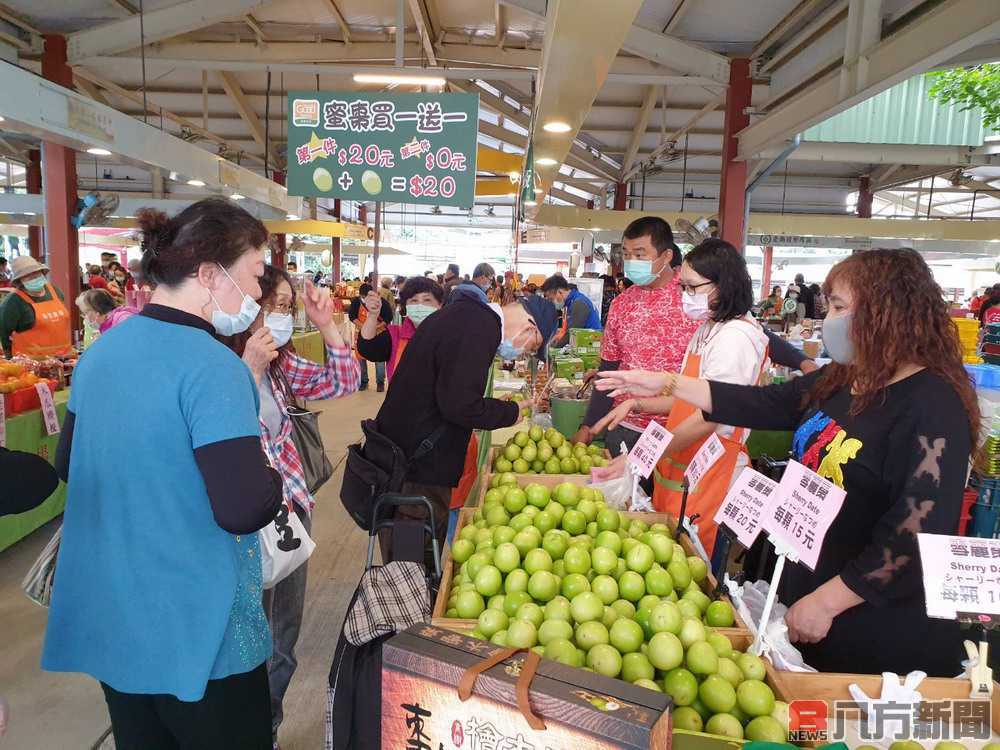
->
<box><xmin>959</xmin><ymin>488</ymin><xmax>977</xmax><ymax>535</ymax></box>
<box><xmin>3</xmin><ymin>379</ymin><xmax>57</xmax><ymax>416</ymax></box>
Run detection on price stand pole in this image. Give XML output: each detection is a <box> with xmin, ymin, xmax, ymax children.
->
<box><xmin>751</xmin><ymin>539</ymin><xmax>798</xmax><ymax>656</ymax></box>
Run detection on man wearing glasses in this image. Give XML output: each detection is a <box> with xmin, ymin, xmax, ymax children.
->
<box><xmin>572</xmin><ymin>217</ymin><xmax>701</xmax><ymax>457</ymax></box>
<box><xmin>373</xmin><ymin>279</ymin><xmax>557</xmax><ymax>558</ymax></box>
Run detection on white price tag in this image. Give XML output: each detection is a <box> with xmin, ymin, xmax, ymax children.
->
<box><xmin>761</xmin><ymin>460</ymin><xmax>845</xmax><ymax>570</ymax></box>
<box><xmin>684</xmin><ymin>432</ymin><xmax>724</xmax><ymax>491</ymax></box>
<box><xmin>713</xmin><ymin>467</ymin><xmax>779</xmax><ymax>548</ymax></box>
<box><xmin>917</xmin><ymin>533</ymin><xmax>1000</xmax><ymax>620</ymax></box>
<box><xmin>35</xmin><ymin>383</ymin><xmax>61</xmax><ymax>437</ymax></box>
<box><xmin>626</xmin><ymin>421</ymin><xmax>674</xmax><ymax>479</ymax></box>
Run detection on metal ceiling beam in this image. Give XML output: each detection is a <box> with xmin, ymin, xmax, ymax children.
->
<box><xmin>871</xmin><ymin>165</ymin><xmax>955</xmax><ymax>191</ymax></box>
<box><xmin>753</xmin><ymin>0</ymin><xmax>833</xmax><ymax>59</ymax></box>
<box><xmin>73</xmin><ymin>68</ymin><xmax>266</xmax><ymax>166</ymax></box>
<box><xmin>0</xmin><ymin>61</ymin><xmax>298</xmax><ymax>214</ymax></box>
<box><xmin>529</xmin><ymin>0</ymin><xmax>645</xmax><ymax>206</ymax></box>
<box><xmin>495</xmin><ymin>0</ymin><xmax>505</xmax><ymax>47</ymax></box>
<box><xmin>759</xmin><ymin>0</ymin><xmax>848</xmax><ymax>75</ymax></box>
<box><xmin>499</xmin><ymin>0</ymin><xmax>729</xmax><ymax>83</ymax></box>
<box><xmin>623</xmin><ymin>95</ymin><xmax>724</xmax><ymax>181</ymax></box>
<box><xmin>476</xmin><ymin>121</ymin><xmax>607</xmax><ymax>187</ymax></box>
<box><xmin>620</xmin><ymin>85</ymin><xmax>658</xmax><ymax>178</ymax></box>
<box><xmin>407</xmin><ymin>0</ymin><xmax>438</xmax><ymax>65</ymax></box>
<box><xmin>0</xmin><ymin>3</ymin><xmax>39</xmax><ymax>35</ymax></box>
<box><xmin>218</xmin><ymin>71</ymin><xmax>279</xmax><ymax>167</ymax></box>
<box><xmin>738</xmin><ymin>0</ymin><xmax>1000</xmax><ymax>160</ymax></box>
<box><xmin>110</xmin><ymin>0</ymin><xmax>139</xmax><ymax>14</ymax></box>
<box><xmin>67</xmin><ymin>0</ymin><xmax>268</xmax><ymax>62</ymax></box>
<box><xmin>778</xmin><ymin>141</ymin><xmax>1000</xmax><ymax>166</ymax></box>
<box><xmin>324</xmin><ymin>0</ymin><xmax>352</xmax><ymax>44</ymax></box>
<box><xmin>244</xmin><ymin>14</ymin><xmax>266</xmax><ymax>44</ymax></box>
<box><xmin>663</xmin><ymin>0</ymin><xmax>692</xmax><ymax>34</ymax></box>
<box><xmin>74</xmin><ymin>75</ymin><xmax>111</xmax><ymax>107</ymax></box>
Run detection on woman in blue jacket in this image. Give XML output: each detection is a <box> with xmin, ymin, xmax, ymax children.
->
<box><xmin>44</xmin><ymin>198</ymin><xmax>284</xmax><ymax>750</ymax></box>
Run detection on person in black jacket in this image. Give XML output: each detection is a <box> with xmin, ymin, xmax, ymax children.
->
<box><xmin>0</xmin><ymin>447</ymin><xmax>59</xmax><ymax>516</ymax></box>
<box><xmin>372</xmin><ymin>282</ymin><xmax>558</xmax><ymax>558</ymax></box>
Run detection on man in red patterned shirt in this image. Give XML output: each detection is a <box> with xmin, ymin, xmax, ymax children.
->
<box><xmin>573</xmin><ymin>217</ymin><xmax>700</xmax><ymax>457</ymax></box>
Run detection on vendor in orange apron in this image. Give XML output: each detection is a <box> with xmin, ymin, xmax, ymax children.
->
<box><xmin>1</xmin><ymin>256</ymin><xmax>72</xmax><ymax>358</ymax></box>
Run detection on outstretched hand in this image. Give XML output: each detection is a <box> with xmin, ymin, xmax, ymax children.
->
<box><xmin>595</xmin><ymin>370</ymin><xmax>672</xmax><ymax>399</ymax></box>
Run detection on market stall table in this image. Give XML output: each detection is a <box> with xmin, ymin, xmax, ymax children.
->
<box><xmin>1</xmin><ymin>390</ymin><xmax>68</xmax><ymax>552</ymax></box>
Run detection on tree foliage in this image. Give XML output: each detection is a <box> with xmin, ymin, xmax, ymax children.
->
<box><xmin>927</xmin><ymin>63</ymin><xmax>1000</xmax><ymax>132</ymax></box>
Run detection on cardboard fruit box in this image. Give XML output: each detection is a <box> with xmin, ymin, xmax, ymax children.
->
<box><xmin>767</xmin><ymin>670</ymin><xmax>1000</xmax><ymax>748</ymax></box>
<box><xmin>382</xmin><ymin>623</ymin><xmax>672</xmax><ymax>750</ymax></box>
<box><xmin>432</xmin><ymin>508</ymin><xmax>750</xmax><ymax>638</ymax></box>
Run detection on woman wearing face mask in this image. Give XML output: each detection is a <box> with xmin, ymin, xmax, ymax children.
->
<box><xmin>222</xmin><ymin>264</ymin><xmax>358</xmax><ymax>749</ymax></box>
<box><xmin>75</xmin><ymin>288</ymin><xmax>138</xmax><ymax>338</ymax></box>
<box><xmin>43</xmin><ymin>199</ymin><xmax>286</xmax><ymax>749</ymax></box>
<box><xmin>592</xmin><ymin>239</ymin><xmax>769</xmax><ymax>554</ymax></box>
<box><xmin>357</xmin><ymin>275</ymin><xmax>445</xmax><ymax>383</ymax></box>
<box><xmin>0</xmin><ymin>256</ymin><xmax>73</xmax><ymax>358</ymax></box>
<box><xmin>596</xmin><ymin>248</ymin><xmax>976</xmax><ymax>675</ymax></box>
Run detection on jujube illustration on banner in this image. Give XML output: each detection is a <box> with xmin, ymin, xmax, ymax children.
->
<box><xmin>285</xmin><ymin>92</ymin><xmax>479</xmax><ymax>207</ymax></box>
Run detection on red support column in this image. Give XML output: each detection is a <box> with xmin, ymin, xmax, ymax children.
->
<box><xmin>271</xmin><ymin>170</ymin><xmax>287</xmax><ymax>270</ymax></box>
<box><xmin>613</xmin><ymin>182</ymin><xmax>627</xmax><ymax>211</ymax></box>
<box><xmin>760</xmin><ymin>245</ymin><xmax>774</xmax><ymax>298</ymax></box>
<box><xmin>41</xmin><ymin>36</ymin><xmax>80</xmax><ymax>330</ymax></box>
<box><xmin>857</xmin><ymin>175</ymin><xmax>874</xmax><ymax>218</ymax></box>
<box><xmin>718</xmin><ymin>58</ymin><xmax>751</xmax><ymax>249</ymax></box>
<box><xmin>26</xmin><ymin>149</ymin><xmax>43</xmax><ymax>260</ymax></box>
<box><xmin>331</xmin><ymin>198</ymin><xmax>342</xmax><ymax>284</ymax></box>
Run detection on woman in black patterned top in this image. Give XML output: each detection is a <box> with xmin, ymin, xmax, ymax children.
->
<box><xmin>597</xmin><ymin>248</ymin><xmax>978</xmax><ymax>675</ymax></box>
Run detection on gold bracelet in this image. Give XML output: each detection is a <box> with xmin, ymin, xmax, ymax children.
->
<box><xmin>661</xmin><ymin>372</ymin><xmax>679</xmax><ymax>397</ymax></box>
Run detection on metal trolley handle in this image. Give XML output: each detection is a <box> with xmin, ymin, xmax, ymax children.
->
<box><xmin>365</xmin><ymin>493</ymin><xmax>442</xmax><ymax>581</ymax></box>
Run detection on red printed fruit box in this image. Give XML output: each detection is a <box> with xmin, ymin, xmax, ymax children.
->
<box><xmin>382</xmin><ymin>624</ymin><xmax>672</xmax><ymax>750</ymax></box>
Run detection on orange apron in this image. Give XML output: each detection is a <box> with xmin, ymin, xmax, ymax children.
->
<box><xmin>450</xmin><ymin>433</ymin><xmax>479</xmax><ymax>510</ymax></box>
<box><xmin>652</xmin><ymin>332</ymin><xmax>767</xmax><ymax>555</ymax></box>
<box><xmin>12</xmin><ymin>285</ymin><xmax>72</xmax><ymax>357</ymax></box>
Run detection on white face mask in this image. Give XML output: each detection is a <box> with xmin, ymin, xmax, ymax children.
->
<box><xmin>681</xmin><ymin>291</ymin><xmax>712</xmax><ymax>321</ymax></box>
<box><xmin>209</xmin><ymin>264</ymin><xmax>261</xmax><ymax>336</ymax></box>
<box><xmin>264</xmin><ymin>312</ymin><xmax>294</xmax><ymax>347</ymax></box>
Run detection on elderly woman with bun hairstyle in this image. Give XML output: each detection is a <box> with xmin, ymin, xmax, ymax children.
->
<box><xmin>43</xmin><ymin>198</ymin><xmax>284</xmax><ymax>750</ymax></box>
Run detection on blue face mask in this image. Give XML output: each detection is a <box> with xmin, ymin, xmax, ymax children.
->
<box><xmin>624</xmin><ymin>256</ymin><xmax>667</xmax><ymax>286</ymax></box>
<box><xmin>209</xmin><ymin>264</ymin><xmax>261</xmax><ymax>337</ymax></box>
<box><xmin>497</xmin><ymin>340</ymin><xmax>523</xmax><ymax>360</ymax></box>
<box><xmin>406</xmin><ymin>303</ymin><xmax>435</xmax><ymax>327</ymax></box>
<box><xmin>23</xmin><ymin>276</ymin><xmax>47</xmax><ymax>293</ymax></box>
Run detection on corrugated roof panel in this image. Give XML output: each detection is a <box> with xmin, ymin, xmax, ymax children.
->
<box><xmin>804</xmin><ymin>73</ymin><xmax>997</xmax><ymax>146</ymax></box>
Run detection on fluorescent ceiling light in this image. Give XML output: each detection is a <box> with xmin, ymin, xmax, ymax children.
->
<box><xmin>230</xmin><ymin>193</ymin><xmax>245</xmax><ymax>201</ymax></box>
<box><xmin>187</xmin><ymin>179</ymin><xmax>205</xmax><ymax>187</ymax></box>
<box><xmin>535</xmin><ymin>157</ymin><xmax>557</xmax><ymax>166</ymax></box>
<box><xmin>543</xmin><ymin>121</ymin><xmax>571</xmax><ymax>133</ymax></box>
<box><xmin>286</xmin><ymin>214</ymin><xmax>300</xmax><ymax>220</ymax></box>
<box><xmin>0</xmin><ymin>115</ymin><xmax>5</xmax><ymax>122</ymax></box>
<box><xmin>86</xmin><ymin>147</ymin><xmax>112</xmax><ymax>156</ymax></box>
<box><xmin>524</xmin><ymin>200</ymin><xmax>537</xmax><ymax>207</ymax></box>
<box><xmin>168</xmin><ymin>171</ymin><xmax>178</xmax><ymax>180</ymax></box>
<box><xmin>353</xmin><ymin>73</ymin><xmax>446</xmax><ymax>86</ymax></box>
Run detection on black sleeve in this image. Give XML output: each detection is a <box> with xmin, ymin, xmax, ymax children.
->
<box><xmin>381</xmin><ymin>300</ymin><xmax>393</xmax><ymax>325</ymax></box>
<box><xmin>764</xmin><ymin>328</ymin><xmax>808</xmax><ymax>370</ymax></box>
<box><xmin>1</xmin><ymin>446</ymin><xmax>60</xmax><ymax>516</ymax></box>
<box><xmin>841</xmin><ymin>385</ymin><xmax>972</xmax><ymax>606</ymax></box>
<box><xmin>357</xmin><ymin>329</ymin><xmax>392</xmax><ymax>362</ymax></box>
<box><xmin>435</xmin><ymin>319</ymin><xmax>520</xmax><ymax>430</ymax></box>
<box><xmin>582</xmin><ymin>358</ymin><xmax>620</xmax><ymax>429</ymax></box>
<box><xmin>194</xmin><ymin>437</ymin><xmax>284</xmax><ymax>534</ymax></box>
<box><xmin>706</xmin><ymin>370</ymin><xmax>821</xmax><ymax>432</ymax></box>
<box><xmin>55</xmin><ymin>408</ymin><xmax>75</xmax><ymax>483</ymax></box>
<box><xmin>347</xmin><ymin>298</ymin><xmax>361</xmax><ymax>322</ymax></box>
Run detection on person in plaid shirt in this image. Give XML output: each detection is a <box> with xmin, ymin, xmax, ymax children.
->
<box><xmin>224</xmin><ymin>265</ymin><xmax>359</xmax><ymax>750</ymax></box>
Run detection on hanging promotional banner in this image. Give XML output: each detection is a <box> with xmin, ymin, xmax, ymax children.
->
<box><xmin>285</xmin><ymin>91</ymin><xmax>479</xmax><ymax>207</ymax></box>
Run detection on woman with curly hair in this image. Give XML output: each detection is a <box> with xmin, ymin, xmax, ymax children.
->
<box><xmin>597</xmin><ymin>248</ymin><xmax>978</xmax><ymax>675</ymax></box>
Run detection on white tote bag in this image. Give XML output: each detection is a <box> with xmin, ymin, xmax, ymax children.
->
<box><xmin>259</xmin><ymin>500</ymin><xmax>315</xmax><ymax>589</ymax></box>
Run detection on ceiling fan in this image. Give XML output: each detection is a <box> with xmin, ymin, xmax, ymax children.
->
<box><xmin>674</xmin><ymin>215</ymin><xmax>718</xmax><ymax>246</ymax></box>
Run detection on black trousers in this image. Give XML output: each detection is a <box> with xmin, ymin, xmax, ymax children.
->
<box><xmin>101</xmin><ymin>663</ymin><xmax>272</xmax><ymax>750</ymax></box>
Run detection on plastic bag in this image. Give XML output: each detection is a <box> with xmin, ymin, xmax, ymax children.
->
<box><xmin>589</xmin><ymin>461</ymin><xmax>651</xmax><ymax>511</ymax></box>
<box><xmin>530</xmin><ymin>413</ymin><xmax>553</xmax><ymax>431</ymax></box>
<box><xmin>724</xmin><ymin>578</ymin><xmax>816</xmax><ymax>672</ymax></box>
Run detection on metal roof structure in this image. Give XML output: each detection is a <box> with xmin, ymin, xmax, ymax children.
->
<box><xmin>0</xmin><ymin>0</ymin><xmax>998</xmax><ymax>231</ymax></box>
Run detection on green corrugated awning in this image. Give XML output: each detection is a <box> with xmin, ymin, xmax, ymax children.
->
<box><xmin>804</xmin><ymin>73</ymin><xmax>998</xmax><ymax>147</ymax></box>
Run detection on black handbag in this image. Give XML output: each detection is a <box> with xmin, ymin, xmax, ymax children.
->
<box><xmin>277</xmin><ymin>370</ymin><xmax>334</xmax><ymax>494</ymax></box>
<box><xmin>340</xmin><ymin>419</ymin><xmax>445</xmax><ymax>531</ymax></box>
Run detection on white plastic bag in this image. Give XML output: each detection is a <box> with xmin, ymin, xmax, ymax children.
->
<box><xmin>589</xmin><ymin>459</ymin><xmax>651</xmax><ymax>511</ymax></box>
<box><xmin>724</xmin><ymin>578</ymin><xmax>816</xmax><ymax>672</ymax></box>
<box><xmin>260</xmin><ymin>500</ymin><xmax>315</xmax><ymax>589</ymax></box>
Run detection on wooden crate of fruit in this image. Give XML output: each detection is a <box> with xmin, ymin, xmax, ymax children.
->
<box><xmin>472</xmin><ymin>472</ymin><xmax>593</xmax><ymax>507</ymax></box>
<box><xmin>768</xmin><ymin>670</ymin><xmax>1000</xmax><ymax>748</ymax></box>
<box><xmin>490</xmin><ymin>424</ymin><xmax>611</xmax><ymax>479</ymax></box>
<box><xmin>432</xmin><ymin>505</ymin><xmax>750</xmax><ymax>637</ymax></box>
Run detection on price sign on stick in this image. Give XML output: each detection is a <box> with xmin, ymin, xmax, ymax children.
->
<box><xmin>917</xmin><ymin>533</ymin><xmax>1000</xmax><ymax>620</ymax></box>
<box><xmin>714</xmin><ymin>467</ymin><xmax>779</xmax><ymax>548</ymax></box>
<box><xmin>685</xmin><ymin>433</ymin><xmax>724</xmax><ymax>491</ymax></box>
<box><xmin>761</xmin><ymin>460</ymin><xmax>845</xmax><ymax>571</ymax></box>
<box><xmin>35</xmin><ymin>383</ymin><xmax>61</xmax><ymax>437</ymax></box>
<box><xmin>0</xmin><ymin>393</ymin><xmax>5</xmax><ymax>447</ymax></box>
<box><xmin>627</xmin><ymin>421</ymin><xmax>674</xmax><ymax>479</ymax></box>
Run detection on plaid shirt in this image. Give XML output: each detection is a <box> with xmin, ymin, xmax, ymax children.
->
<box><xmin>259</xmin><ymin>344</ymin><xmax>360</xmax><ymax>514</ymax></box>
